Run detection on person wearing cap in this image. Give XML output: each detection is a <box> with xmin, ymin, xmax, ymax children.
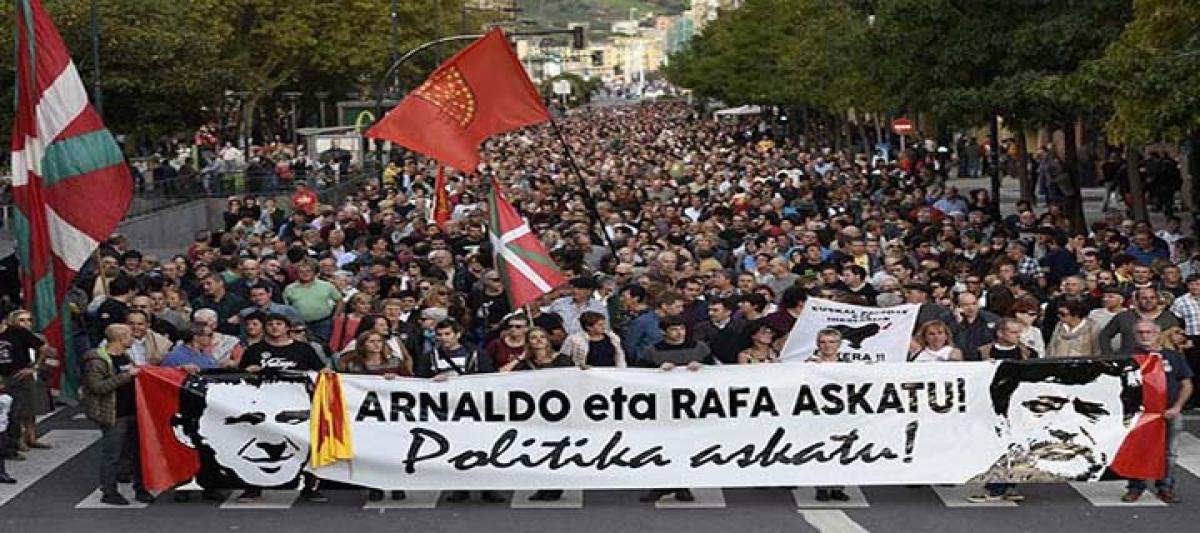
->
<box><xmin>905</xmin><ymin>282</ymin><xmax>959</xmax><ymax>336</ymax></box>
<box><xmin>1089</xmin><ymin>285</ymin><xmax>1127</xmax><ymax>347</ymax></box>
<box><xmin>637</xmin><ymin>315</ymin><xmax>712</xmax><ymax>504</ymax></box>
<box><xmin>547</xmin><ymin>277</ymin><xmax>608</xmax><ymax>337</ymax></box>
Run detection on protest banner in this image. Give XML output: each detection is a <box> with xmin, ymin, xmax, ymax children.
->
<box><xmin>136</xmin><ymin>358</ymin><xmax>1166</xmax><ymax>492</ymax></box>
<box><xmin>780</xmin><ymin>298</ymin><xmax>920</xmax><ymax>362</ymax></box>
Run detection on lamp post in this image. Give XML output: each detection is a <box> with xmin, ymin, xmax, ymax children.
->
<box><xmin>281</xmin><ymin>91</ymin><xmax>302</xmax><ymax>144</ymax></box>
<box><xmin>314</xmin><ymin>91</ymin><xmax>330</xmax><ymax>127</ymax></box>
<box><xmin>90</xmin><ymin>0</ymin><xmax>103</xmax><ymax>116</ymax></box>
<box><xmin>231</xmin><ymin>90</ymin><xmax>252</xmax><ymax>150</ymax></box>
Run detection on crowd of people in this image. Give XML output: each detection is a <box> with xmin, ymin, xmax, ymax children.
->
<box><xmin>0</xmin><ymin>101</ymin><xmax>1194</xmax><ymax>506</ymax></box>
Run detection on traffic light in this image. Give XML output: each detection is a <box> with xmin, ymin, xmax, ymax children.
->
<box><xmin>591</xmin><ymin>50</ymin><xmax>603</xmax><ymax>66</ymax></box>
<box><xmin>571</xmin><ymin>26</ymin><xmax>585</xmax><ymax>49</ymax></box>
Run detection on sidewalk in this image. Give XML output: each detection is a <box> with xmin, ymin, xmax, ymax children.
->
<box><xmin>949</xmin><ymin>175</ymin><xmax>1186</xmax><ymax>235</ymax></box>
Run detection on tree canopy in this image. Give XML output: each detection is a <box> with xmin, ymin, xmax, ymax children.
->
<box><xmin>0</xmin><ymin>0</ymin><xmax>479</xmax><ymax>144</ymax></box>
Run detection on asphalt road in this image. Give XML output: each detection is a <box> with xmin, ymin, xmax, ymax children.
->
<box><xmin>2</xmin><ymin>407</ymin><xmax>1199</xmax><ymax>533</ymax></box>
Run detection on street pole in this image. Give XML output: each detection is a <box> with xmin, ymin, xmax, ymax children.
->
<box><xmin>314</xmin><ymin>91</ymin><xmax>329</xmax><ymax>128</ymax></box>
<box><xmin>391</xmin><ymin>0</ymin><xmax>399</xmax><ymax>91</ymax></box>
<box><xmin>990</xmin><ymin>113</ymin><xmax>1002</xmax><ymax>217</ymax></box>
<box><xmin>90</xmin><ymin>0</ymin><xmax>103</xmax><ymax>116</ymax></box>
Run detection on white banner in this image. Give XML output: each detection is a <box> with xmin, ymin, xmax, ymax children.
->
<box><xmin>291</xmin><ymin>360</ymin><xmax>1147</xmax><ymax>490</ymax></box>
<box><xmin>780</xmin><ymin>298</ymin><xmax>919</xmax><ymax>362</ymax></box>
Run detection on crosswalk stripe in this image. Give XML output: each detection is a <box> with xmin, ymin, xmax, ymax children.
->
<box><xmin>1068</xmin><ymin>481</ymin><xmax>1166</xmax><ymax>507</ymax></box>
<box><xmin>1176</xmin><ymin>432</ymin><xmax>1200</xmax><ymax>479</ymax></box>
<box><xmin>75</xmin><ymin>484</ymin><xmax>155</xmax><ymax>509</ymax></box>
<box><xmin>35</xmin><ymin>406</ymin><xmax>64</xmax><ymax>424</ymax></box>
<box><xmin>510</xmin><ymin>489</ymin><xmax>584</xmax><ymax>509</ymax></box>
<box><xmin>654</xmin><ymin>488</ymin><xmax>726</xmax><ymax>509</ymax></box>
<box><xmin>929</xmin><ymin>484</ymin><xmax>1018</xmax><ymax>508</ymax></box>
<box><xmin>361</xmin><ymin>490</ymin><xmax>441</xmax><ymax>509</ymax></box>
<box><xmin>799</xmin><ymin>510</ymin><xmax>871</xmax><ymax>533</ymax></box>
<box><xmin>0</xmin><ymin>429</ymin><xmax>101</xmax><ymax>507</ymax></box>
<box><xmin>218</xmin><ymin>490</ymin><xmax>299</xmax><ymax>509</ymax></box>
<box><xmin>792</xmin><ymin>486</ymin><xmax>869</xmax><ymax>508</ymax></box>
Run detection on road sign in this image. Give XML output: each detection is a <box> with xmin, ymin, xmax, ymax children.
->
<box><xmin>553</xmin><ymin>80</ymin><xmax>572</xmax><ymax>96</ymax></box>
<box><xmin>891</xmin><ymin>118</ymin><xmax>915</xmax><ymax>136</ymax></box>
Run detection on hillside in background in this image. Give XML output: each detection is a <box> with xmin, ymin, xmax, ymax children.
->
<box><xmin>521</xmin><ymin>0</ymin><xmax>687</xmax><ymax>35</ymax></box>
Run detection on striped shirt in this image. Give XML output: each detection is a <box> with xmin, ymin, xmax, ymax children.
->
<box><xmin>1170</xmin><ymin>293</ymin><xmax>1200</xmax><ymax>335</ymax></box>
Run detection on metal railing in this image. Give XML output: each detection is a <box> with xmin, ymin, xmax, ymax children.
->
<box><xmin>122</xmin><ymin>168</ymin><xmax>370</xmax><ymax>218</ymax></box>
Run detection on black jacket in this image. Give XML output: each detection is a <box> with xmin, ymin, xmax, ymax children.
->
<box><xmin>693</xmin><ymin>318</ymin><xmax>750</xmax><ymax>364</ymax></box>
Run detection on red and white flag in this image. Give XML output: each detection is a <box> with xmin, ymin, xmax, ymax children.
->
<box><xmin>10</xmin><ymin>0</ymin><xmax>133</xmax><ymax>390</ymax></box>
<box><xmin>486</xmin><ymin>180</ymin><xmax>565</xmax><ymax>309</ymax></box>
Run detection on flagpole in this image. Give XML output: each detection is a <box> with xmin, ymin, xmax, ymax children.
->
<box><xmin>547</xmin><ymin>119</ymin><xmax>620</xmax><ymax>262</ymax></box>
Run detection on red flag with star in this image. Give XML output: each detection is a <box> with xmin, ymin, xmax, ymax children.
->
<box><xmin>366</xmin><ymin>28</ymin><xmax>550</xmax><ymax>173</ymax></box>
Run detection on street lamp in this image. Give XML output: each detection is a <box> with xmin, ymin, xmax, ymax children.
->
<box><xmin>90</xmin><ymin>0</ymin><xmax>103</xmax><ymax>116</ymax></box>
<box><xmin>314</xmin><ymin>91</ymin><xmax>330</xmax><ymax>127</ymax></box>
<box><xmin>230</xmin><ymin>90</ymin><xmax>252</xmax><ymax>149</ymax></box>
<box><xmin>281</xmin><ymin>91</ymin><xmax>303</xmax><ymax>144</ymax></box>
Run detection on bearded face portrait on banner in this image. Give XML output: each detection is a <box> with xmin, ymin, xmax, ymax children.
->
<box><xmin>970</xmin><ymin>358</ymin><xmax>1144</xmax><ymax>483</ymax></box>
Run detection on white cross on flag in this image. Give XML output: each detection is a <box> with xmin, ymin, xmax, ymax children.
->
<box><xmin>486</xmin><ymin>179</ymin><xmax>566</xmax><ymax>309</ymax></box>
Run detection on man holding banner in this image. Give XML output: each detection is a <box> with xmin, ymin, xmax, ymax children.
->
<box><xmin>1123</xmin><ymin>320</ymin><xmax>1193</xmax><ymax>503</ymax></box>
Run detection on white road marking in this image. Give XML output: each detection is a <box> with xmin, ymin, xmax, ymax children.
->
<box><xmin>1176</xmin><ymin>431</ymin><xmax>1200</xmax><ymax>479</ymax></box>
<box><xmin>792</xmin><ymin>486</ymin><xmax>869</xmax><ymax>508</ymax></box>
<box><xmin>1068</xmin><ymin>481</ymin><xmax>1166</xmax><ymax>507</ymax></box>
<box><xmin>930</xmin><ymin>484</ymin><xmax>1017</xmax><ymax>508</ymax></box>
<box><xmin>654</xmin><ymin>488</ymin><xmax>726</xmax><ymax>509</ymax></box>
<box><xmin>799</xmin><ymin>510</ymin><xmax>871</xmax><ymax>533</ymax></box>
<box><xmin>510</xmin><ymin>489</ymin><xmax>584</xmax><ymax>509</ymax></box>
<box><xmin>0</xmin><ymin>429</ymin><xmax>101</xmax><ymax>507</ymax></box>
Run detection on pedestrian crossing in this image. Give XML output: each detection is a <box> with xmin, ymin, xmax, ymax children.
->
<box><xmin>4</xmin><ymin>429</ymin><xmax>1200</xmax><ymax>512</ymax></box>
<box><xmin>48</xmin><ymin>483</ymin><xmax>1196</xmax><ymax>511</ymax></box>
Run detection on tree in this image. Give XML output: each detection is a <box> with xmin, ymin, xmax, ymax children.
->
<box><xmin>0</xmin><ymin>0</ymin><xmax>476</xmax><ymax>148</ymax></box>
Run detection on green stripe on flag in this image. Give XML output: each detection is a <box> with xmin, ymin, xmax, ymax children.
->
<box><xmin>32</xmin><ymin>273</ymin><xmax>57</xmax><ymax>329</ymax></box>
<box><xmin>60</xmin><ymin>299</ymin><xmax>80</xmax><ymax>402</ymax></box>
<box><xmin>507</xmin><ymin>244</ymin><xmax>558</xmax><ymax>269</ymax></box>
<box><xmin>8</xmin><ymin>207</ymin><xmax>33</xmax><ymax>269</ymax></box>
<box><xmin>41</xmin><ymin>130</ymin><xmax>125</xmax><ymax>186</ymax></box>
<box><xmin>20</xmin><ymin>1</ymin><xmax>35</xmax><ymax>87</ymax></box>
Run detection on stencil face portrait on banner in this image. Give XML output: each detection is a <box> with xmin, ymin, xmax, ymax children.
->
<box><xmin>780</xmin><ymin>298</ymin><xmax>919</xmax><ymax>362</ymax></box>
<box><xmin>172</xmin><ymin>373</ymin><xmax>314</xmax><ymax>488</ymax></box>
<box><xmin>971</xmin><ymin>359</ymin><xmax>1143</xmax><ymax>482</ymax></box>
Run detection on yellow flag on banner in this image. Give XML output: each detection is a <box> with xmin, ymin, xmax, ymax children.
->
<box><xmin>310</xmin><ymin>372</ymin><xmax>353</xmax><ymax>468</ymax></box>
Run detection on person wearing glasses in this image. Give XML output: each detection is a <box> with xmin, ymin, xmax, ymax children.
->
<box><xmin>466</xmin><ymin>270</ymin><xmax>511</xmax><ymax>346</ymax></box>
<box><xmin>484</xmin><ymin>314</ymin><xmax>530</xmax><ymax>370</ymax></box>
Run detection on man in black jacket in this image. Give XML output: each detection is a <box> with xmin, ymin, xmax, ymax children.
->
<box><xmin>692</xmin><ymin>297</ymin><xmax>748</xmax><ymax>364</ymax></box>
<box><xmin>638</xmin><ymin>316</ymin><xmax>713</xmax><ymax>504</ymax></box>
